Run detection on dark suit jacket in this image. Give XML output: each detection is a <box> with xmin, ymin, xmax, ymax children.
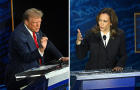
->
<box><xmin>5</xmin><ymin>22</ymin><xmax>63</xmax><ymax>89</ymax></box>
<box><xmin>76</xmin><ymin>28</ymin><xmax>127</xmax><ymax>70</ymax></box>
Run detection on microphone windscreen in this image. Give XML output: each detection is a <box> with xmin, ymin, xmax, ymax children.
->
<box><xmin>103</xmin><ymin>35</ymin><xmax>106</xmax><ymax>40</ymax></box>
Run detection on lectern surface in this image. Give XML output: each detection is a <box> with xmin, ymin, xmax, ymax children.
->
<box><xmin>15</xmin><ymin>64</ymin><xmax>64</xmax><ymax>81</ymax></box>
<box><xmin>71</xmin><ymin>69</ymin><xmax>140</xmax><ymax>80</ymax></box>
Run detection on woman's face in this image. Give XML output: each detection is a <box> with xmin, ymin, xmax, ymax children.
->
<box><xmin>98</xmin><ymin>13</ymin><xmax>112</xmax><ymax>32</ymax></box>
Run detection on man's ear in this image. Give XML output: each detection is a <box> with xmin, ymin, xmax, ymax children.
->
<box><xmin>24</xmin><ymin>20</ymin><xmax>28</xmax><ymax>25</ymax></box>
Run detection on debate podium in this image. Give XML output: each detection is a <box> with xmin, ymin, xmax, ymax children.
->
<box><xmin>71</xmin><ymin>69</ymin><xmax>140</xmax><ymax>90</ymax></box>
<box><xmin>15</xmin><ymin>64</ymin><xmax>69</xmax><ymax>90</ymax></box>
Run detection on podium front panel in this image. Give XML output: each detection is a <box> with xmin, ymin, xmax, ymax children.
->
<box><xmin>71</xmin><ymin>69</ymin><xmax>140</xmax><ymax>90</ymax></box>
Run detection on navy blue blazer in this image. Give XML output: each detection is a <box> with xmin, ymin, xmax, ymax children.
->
<box><xmin>76</xmin><ymin>29</ymin><xmax>127</xmax><ymax>70</ymax></box>
<box><xmin>5</xmin><ymin>22</ymin><xmax>63</xmax><ymax>86</ymax></box>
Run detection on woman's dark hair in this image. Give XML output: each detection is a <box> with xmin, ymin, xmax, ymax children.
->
<box><xmin>92</xmin><ymin>8</ymin><xmax>118</xmax><ymax>37</ymax></box>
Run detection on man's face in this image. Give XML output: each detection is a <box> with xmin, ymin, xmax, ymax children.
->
<box><xmin>25</xmin><ymin>17</ymin><xmax>42</xmax><ymax>32</ymax></box>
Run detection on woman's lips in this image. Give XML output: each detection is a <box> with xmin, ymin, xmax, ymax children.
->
<box><xmin>100</xmin><ymin>27</ymin><xmax>104</xmax><ymax>29</ymax></box>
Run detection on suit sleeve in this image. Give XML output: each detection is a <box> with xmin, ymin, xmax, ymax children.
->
<box><xmin>38</xmin><ymin>31</ymin><xmax>63</xmax><ymax>60</ymax></box>
<box><xmin>76</xmin><ymin>31</ymin><xmax>90</xmax><ymax>59</ymax></box>
<box><xmin>116</xmin><ymin>31</ymin><xmax>127</xmax><ymax>67</ymax></box>
<box><xmin>45</xmin><ymin>40</ymin><xmax>63</xmax><ymax>60</ymax></box>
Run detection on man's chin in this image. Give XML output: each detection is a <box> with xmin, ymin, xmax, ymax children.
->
<box><xmin>35</xmin><ymin>30</ymin><xmax>39</xmax><ymax>32</ymax></box>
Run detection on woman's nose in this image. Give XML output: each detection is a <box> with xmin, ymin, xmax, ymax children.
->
<box><xmin>100</xmin><ymin>21</ymin><xmax>104</xmax><ymax>26</ymax></box>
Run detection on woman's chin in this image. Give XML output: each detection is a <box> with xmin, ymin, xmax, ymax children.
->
<box><xmin>100</xmin><ymin>29</ymin><xmax>104</xmax><ymax>31</ymax></box>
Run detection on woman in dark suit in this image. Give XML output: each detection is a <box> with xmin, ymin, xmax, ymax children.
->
<box><xmin>76</xmin><ymin>8</ymin><xmax>127</xmax><ymax>71</ymax></box>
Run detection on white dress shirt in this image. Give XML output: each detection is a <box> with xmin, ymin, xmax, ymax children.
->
<box><xmin>24</xmin><ymin>24</ymin><xmax>44</xmax><ymax>56</ymax></box>
<box><xmin>100</xmin><ymin>31</ymin><xmax>110</xmax><ymax>47</ymax></box>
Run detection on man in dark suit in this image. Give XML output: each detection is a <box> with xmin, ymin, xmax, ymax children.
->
<box><xmin>76</xmin><ymin>8</ymin><xmax>127</xmax><ymax>71</ymax></box>
<box><xmin>5</xmin><ymin>8</ymin><xmax>68</xmax><ymax>90</ymax></box>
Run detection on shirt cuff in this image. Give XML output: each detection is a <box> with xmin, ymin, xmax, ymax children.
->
<box><xmin>38</xmin><ymin>48</ymin><xmax>44</xmax><ymax>57</ymax></box>
<box><xmin>59</xmin><ymin>57</ymin><xmax>63</xmax><ymax>60</ymax></box>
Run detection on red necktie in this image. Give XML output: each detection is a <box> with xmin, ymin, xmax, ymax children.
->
<box><xmin>33</xmin><ymin>32</ymin><xmax>42</xmax><ymax>65</ymax></box>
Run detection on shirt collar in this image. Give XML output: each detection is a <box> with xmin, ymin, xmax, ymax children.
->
<box><xmin>100</xmin><ymin>31</ymin><xmax>110</xmax><ymax>38</ymax></box>
<box><xmin>24</xmin><ymin>24</ymin><xmax>33</xmax><ymax>38</ymax></box>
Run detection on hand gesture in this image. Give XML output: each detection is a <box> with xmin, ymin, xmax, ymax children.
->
<box><xmin>112</xmin><ymin>66</ymin><xmax>123</xmax><ymax>71</ymax></box>
<box><xmin>76</xmin><ymin>29</ymin><xmax>83</xmax><ymax>45</ymax></box>
<box><xmin>60</xmin><ymin>57</ymin><xmax>69</xmax><ymax>61</ymax></box>
<box><xmin>39</xmin><ymin>37</ymin><xmax>48</xmax><ymax>53</ymax></box>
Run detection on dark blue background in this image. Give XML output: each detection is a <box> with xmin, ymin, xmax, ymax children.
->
<box><xmin>70</xmin><ymin>0</ymin><xmax>140</xmax><ymax>71</ymax></box>
<box><xmin>0</xmin><ymin>0</ymin><xmax>12</xmax><ymax>84</ymax></box>
<box><xmin>135</xmin><ymin>14</ymin><xmax>140</xmax><ymax>51</ymax></box>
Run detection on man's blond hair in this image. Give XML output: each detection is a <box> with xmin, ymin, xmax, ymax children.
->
<box><xmin>23</xmin><ymin>8</ymin><xmax>43</xmax><ymax>21</ymax></box>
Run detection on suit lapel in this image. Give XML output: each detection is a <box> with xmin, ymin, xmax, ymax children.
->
<box><xmin>106</xmin><ymin>36</ymin><xmax>114</xmax><ymax>49</ymax></box>
<box><xmin>95</xmin><ymin>31</ymin><xmax>114</xmax><ymax>49</ymax></box>
<box><xmin>96</xmin><ymin>32</ymin><xmax>104</xmax><ymax>48</ymax></box>
<box><xmin>22</xmin><ymin>26</ymin><xmax>37</xmax><ymax>51</ymax></box>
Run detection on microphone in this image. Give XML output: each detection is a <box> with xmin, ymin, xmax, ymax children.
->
<box><xmin>42</xmin><ymin>33</ymin><xmax>46</xmax><ymax>37</ymax></box>
<box><xmin>103</xmin><ymin>35</ymin><xmax>106</xmax><ymax>40</ymax></box>
<box><xmin>103</xmin><ymin>35</ymin><xmax>106</xmax><ymax>47</ymax></box>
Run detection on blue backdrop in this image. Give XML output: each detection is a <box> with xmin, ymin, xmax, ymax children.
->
<box><xmin>0</xmin><ymin>0</ymin><xmax>12</xmax><ymax>83</ymax></box>
<box><xmin>135</xmin><ymin>14</ymin><xmax>140</xmax><ymax>52</ymax></box>
<box><xmin>70</xmin><ymin>0</ymin><xmax>140</xmax><ymax>71</ymax></box>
